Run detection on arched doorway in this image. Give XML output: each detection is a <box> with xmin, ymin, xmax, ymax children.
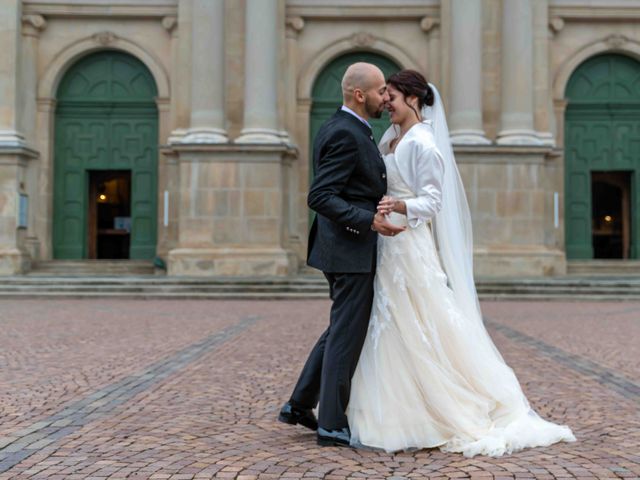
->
<box><xmin>310</xmin><ymin>52</ymin><xmax>401</xmax><ymax>149</ymax></box>
<box><xmin>565</xmin><ymin>53</ymin><xmax>640</xmax><ymax>260</ymax></box>
<box><xmin>53</xmin><ymin>50</ymin><xmax>158</xmax><ymax>260</ymax></box>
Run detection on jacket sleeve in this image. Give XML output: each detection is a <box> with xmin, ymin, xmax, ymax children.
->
<box><xmin>403</xmin><ymin>141</ymin><xmax>445</xmax><ymax>228</ymax></box>
<box><xmin>307</xmin><ymin>129</ymin><xmax>375</xmax><ymax>234</ymax></box>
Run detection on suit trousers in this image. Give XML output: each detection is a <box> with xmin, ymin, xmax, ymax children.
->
<box><xmin>290</xmin><ymin>260</ymin><xmax>376</xmax><ymax>430</ymax></box>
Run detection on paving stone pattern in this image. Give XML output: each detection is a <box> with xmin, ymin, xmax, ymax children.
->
<box><xmin>0</xmin><ymin>299</ymin><xmax>638</xmax><ymax>479</ymax></box>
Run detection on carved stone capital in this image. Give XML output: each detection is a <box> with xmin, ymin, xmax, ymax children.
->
<box><xmin>350</xmin><ymin>32</ymin><xmax>375</xmax><ymax>48</ymax></box>
<box><xmin>162</xmin><ymin>15</ymin><xmax>177</xmax><ymax>34</ymax></box>
<box><xmin>549</xmin><ymin>17</ymin><xmax>565</xmax><ymax>34</ymax></box>
<box><xmin>420</xmin><ymin>16</ymin><xmax>439</xmax><ymax>34</ymax></box>
<box><xmin>606</xmin><ymin>34</ymin><xmax>629</xmax><ymax>48</ymax></box>
<box><xmin>22</xmin><ymin>14</ymin><xmax>47</xmax><ymax>37</ymax></box>
<box><xmin>93</xmin><ymin>31</ymin><xmax>118</xmax><ymax>46</ymax></box>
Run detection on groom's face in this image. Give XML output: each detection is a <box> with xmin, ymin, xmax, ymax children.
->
<box><xmin>362</xmin><ymin>73</ymin><xmax>389</xmax><ymax>119</ymax></box>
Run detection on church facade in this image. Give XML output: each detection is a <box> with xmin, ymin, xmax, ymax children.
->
<box><xmin>1</xmin><ymin>0</ymin><xmax>639</xmax><ymax>277</ymax></box>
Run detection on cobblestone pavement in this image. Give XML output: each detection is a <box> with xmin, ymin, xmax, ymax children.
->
<box><xmin>0</xmin><ymin>299</ymin><xmax>638</xmax><ymax>480</ymax></box>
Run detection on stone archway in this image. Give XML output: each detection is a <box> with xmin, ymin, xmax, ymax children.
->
<box><xmin>564</xmin><ymin>53</ymin><xmax>640</xmax><ymax>259</ymax></box>
<box><xmin>52</xmin><ymin>50</ymin><xmax>159</xmax><ymax>259</ymax></box>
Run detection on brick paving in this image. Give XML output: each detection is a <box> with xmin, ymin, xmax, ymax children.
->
<box><xmin>0</xmin><ymin>299</ymin><xmax>638</xmax><ymax>479</ymax></box>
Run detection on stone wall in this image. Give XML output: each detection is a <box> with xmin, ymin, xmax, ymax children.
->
<box><xmin>0</xmin><ymin>0</ymin><xmax>638</xmax><ymax>276</ymax></box>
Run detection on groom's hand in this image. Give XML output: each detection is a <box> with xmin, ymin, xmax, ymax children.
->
<box><xmin>372</xmin><ymin>212</ymin><xmax>406</xmax><ymax>237</ymax></box>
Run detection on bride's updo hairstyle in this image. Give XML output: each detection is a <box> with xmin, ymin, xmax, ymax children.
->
<box><xmin>386</xmin><ymin>69</ymin><xmax>435</xmax><ymax>120</ymax></box>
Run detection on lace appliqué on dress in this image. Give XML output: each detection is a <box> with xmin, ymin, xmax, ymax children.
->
<box><xmin>369</xmin><ymin>284</ymin><xmax>393</xmax><ymax>350</ymax></box>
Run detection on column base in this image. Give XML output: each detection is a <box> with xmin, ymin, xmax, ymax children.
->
<box><xmin>496</xmin><ymin>129</ymin><xmax>543</xmax><ymax>146</ymax></box>
<box><xmin>0</xmin><ymin>130</ymin><xmax>26</xmax><ymax>148</ymax></box>
<box><xmin>180</xmin><ymin>128</ymin><xmax>228</xmax><ymax>144</ymax></box>
<box><xmin>167</xmin><ymin>247</ymin><xmax>297</xmax><ymax>277</ymax></box>
<box><xmin>235</xmin><ymin>128</ymin><xmax>285</xmax><ymax>144</ymax></box>
<box><xmin>450</xmin><ymin>130</ymin><xmax>492</xmax><ymax>145</ymax></box>
<box><xmin>167</xmin><ymin>128</ymin><xmax>188</xmax><ymax>144</ymax></box>
<box><xmin>536</xmin><ymin>131</ymin><xmax>556</xmax><ymax>146</ymax></box>
<box><xmin>0</xmin><ymin>248</ymin><xmax>31</xmax><ymax>275</ymax></box>
<box><xmin>474</xmin><ymin>246</ymin><xmax>566</xmax><ymax>277</ymax></box>
<box><xmin>24</xmin><ymin>237</ymin><xmax>41</xmax><ymax>263</ymax></box>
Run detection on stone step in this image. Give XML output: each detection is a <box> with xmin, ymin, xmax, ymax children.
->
<box><xmin>3</xmin><ymin>279</ymin><xmax>640</xmax><ymax>290</ymax></box>
<box><xmin>0</xmin><ymin>290</ymin><xmax>636</xmax><ymax>301</ymax></box>
<box><xmin>29</xmin><ymin>260</ymin><xmax>156</xmax><ymax>276</ymax></box>
<box><xmin>5</xmin><ymin>276</ymin><xmax>326</xmax><ymax>286</ymax></box>
<box><xmin>0</xmin><ymin>275</ymin><xmax>640</xmax><ymax>299</ymax></box>
<box><xmin>567</xmin><ymin>260</ymin><xmax>640</xmax><ymax>276</ymax></box>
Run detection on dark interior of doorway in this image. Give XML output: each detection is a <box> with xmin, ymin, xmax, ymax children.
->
<box><xmin>591</xmin><ymin>171</ymin><xmax>631</xmax><ymax>259</ymax></box>
<box><xmin>88</xmin><ymin>170</ymin><xmax>131</xmax><ymax>259</ymax></box>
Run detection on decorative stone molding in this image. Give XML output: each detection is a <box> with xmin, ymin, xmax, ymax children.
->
<box><xmin>420</xmin><ymin>16</ymin><xmax>439</xmax><ymax>34</ymax></box>
<box><xmin>36</xmin><ymin>98</ymin><xmax>57</xmax><ymax>112</ymax></box>
<box><xmin>606</xmin><ymin>34</ymin><xmax>629</xmax><ymax>49</ymax></box>
<box><xmin>22</xmin><ymin>14</ymin><xmax>47</xmax><ymax>37</ymax></box>
<box><xmin>93</xmin><ymin>31</ymin><xmax>118</xmax><ymax>46</ymax></box>
<box><xmin>298</xmin><ymin>36</ymin><xmax>419</xmax><ymax>100</ymax></box>
<box><xmin>155</xmin><ymin>97</ymin><xmax>171</xmax><ymax>112</ymax></box>
<box><xmin>549</xmin><ymin>17</ymin><xmax>565</xmax><ymax>34</ymax></box>
<box><xmin>553</xmin><ymin>36</ymin><xmax>640</xmax><ymax>100</ymax></box>
<box><xmin>285</xmin><ymin>16</ymin><xmax>304</xmax><ymax>39</ymax></box>
<box><xmin>162</xmin><ymin>16</ymin><xmax>177</xmax><ymax>34</ymax></box>
<box><xmin>22</xmin><ymin>3</ymin><xmax>176</xmax><ymax>18</ymax></box>
<box><xmin>39</xmin><ymin>34</ymin><xmax>171</xmax><ymax>99</ymax></box>
<box><xmin>350</xmin><ymin>32</ymin><xmax>375</xmax><ymax>48</ymax></box>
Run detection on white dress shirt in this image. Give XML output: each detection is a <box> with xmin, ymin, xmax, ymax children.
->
<box><xmin>341</xmin><ymin>105</ymin><xmax>372</xmax><ymax>130</ymax></box>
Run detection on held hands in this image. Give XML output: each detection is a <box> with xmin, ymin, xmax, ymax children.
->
<box><xmin>372</xmin><ymin>196</ymin><xmax>407</xmax><ymax>237</ymax></box>
<box><xmin>372</xmin><ymin>211</ymin><xmax>406</xmax><ymax>237</ymax></box>
<box><xmin>377</xmin><ymin>196</ymin><xmax>407</xmax><ymax>216</ymax></box>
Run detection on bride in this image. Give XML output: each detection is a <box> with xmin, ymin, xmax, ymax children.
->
<box><xmin>345</xmin><ymin>70</ymin><xmax>576</xmax><ymax>457</ymax></box>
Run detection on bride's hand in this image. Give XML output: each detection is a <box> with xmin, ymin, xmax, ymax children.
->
<box><xmin>377</xmin><ymin>196</ymin><xmax>407</xmax><ymax>215</ymax></box>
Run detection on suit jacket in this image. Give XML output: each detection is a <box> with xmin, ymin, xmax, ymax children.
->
<box><xmin>307</xmin><ymin>109</ymin><xmax>388</xmax><ymax>273</ymax></box>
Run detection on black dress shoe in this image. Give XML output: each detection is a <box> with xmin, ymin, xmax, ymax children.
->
<box><xmin>317</xmin><ymin>427</ymin><xmax>351</xmax><ymax>447</ymax></box>
<box><xmin>278</xmin><ymin>401</ymin><xmax>318</xmax><ymax>431</ymax></box>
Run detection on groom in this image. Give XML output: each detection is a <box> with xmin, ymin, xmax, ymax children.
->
<box><xmin>279</xmin><ymin>62</ymin><xmax>405</xmax><ymax>447</ymax></box>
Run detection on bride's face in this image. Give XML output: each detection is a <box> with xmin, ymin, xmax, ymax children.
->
<box><xmin>386</xmin><ymin>84</ymin><xmax>419</xmax><ymax>125</ymax></box>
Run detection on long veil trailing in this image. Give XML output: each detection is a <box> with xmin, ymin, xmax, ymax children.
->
<box><xmin>422</xmin><ymin>85</ymin><xmax>482</xmax><ymax>326</ymax></box>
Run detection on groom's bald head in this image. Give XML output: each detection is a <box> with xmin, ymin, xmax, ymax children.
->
<box><xmin>341</xmin><ymin>62</ymin><xmax>385</xmax><ymax>101</ymax></box>
<box><xmin>341</xmin><ymin>62</ymin><xmax>388</xmax><ymax>119</ymax></box>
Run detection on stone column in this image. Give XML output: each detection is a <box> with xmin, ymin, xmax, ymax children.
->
<box><xmin>284</xmin><ymin>16</ymin><xmax>304</xmax><ymax>253</ymax></box>
<box><xmin>181</xmin><ymin>0</ymin><xmax>227</xmax><ymax>143</ymax></box>
<box><xmin>167</xmin><ymin>1</ymin><xmax>190</xmax><ymax>143</ymax></box>
<box><xmin>496</xmin><ymin>0</ymin><xmax>541</xmax><ymax>145</ymax></box>
<box><xmin>448</xmin><ymin>0</ymin><xmax>490</xmax><ymax>145</ymax></box>
<box><xmin>20</xmin><ymin>14</ymin><xmax>46</xmax><ymax>261</ymax></box>
<box><xmin>0</xmin><ymin>0</ymin><xmax>35</xmax><ymax>274</ymax></box>
<box><xmin>0</xmin><ymin>0</ymin><xmax>24</xmax><ymax>147</ymax></box>
<box><xmin>533</xmin><ymin>0</ymin><xmax>554</xmax><ymax>145</ymax></box>
<box><xmin>420</xmin><ymin>17</ymin><xmax>441</xmax><ymax>96</ymax></box>
<box><xmin>34</xmin><ymin>98</ymin><xmax>56</xmax><ymax>261</ymax></box>
<box><xmin>236</xmin><ymin>0</ymin><xmax>283</xmax><ymax>144</ymax></box>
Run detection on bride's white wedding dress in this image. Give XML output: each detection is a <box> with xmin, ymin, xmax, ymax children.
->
<box><xmin>346</xmin><ymin>92</ymin><xmax>575</xmax><ymax>457</ymax></box>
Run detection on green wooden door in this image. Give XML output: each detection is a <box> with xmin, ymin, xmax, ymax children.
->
<box><xmin>565</xmin><ymin>54</ymin><xmax>640</xmax><ymax>259</ymax></box>
<box><xmin>53</xmin><ymin>51</ymin><xmax>158</xmax><ymax>259</ymax></box>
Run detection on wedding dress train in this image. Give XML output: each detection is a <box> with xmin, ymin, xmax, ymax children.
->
<box><xmin>346</xmin><ymin>150</ymin><xmax>576</xmax><ymax>457</ymax></box>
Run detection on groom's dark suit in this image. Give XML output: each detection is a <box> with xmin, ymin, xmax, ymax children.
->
<box><xmin>290</xmin><ymin>108</ymin><xmax>387</xmax><ymax>431</ymax></box>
